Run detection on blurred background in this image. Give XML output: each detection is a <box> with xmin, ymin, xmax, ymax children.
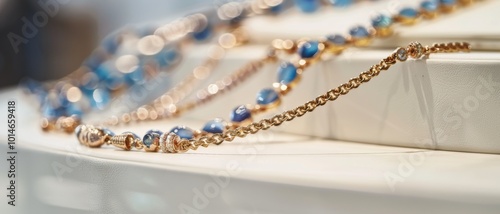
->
<box><xmin>0</xmin><ymin>0</ymin><xmax>214</xmax><ymax>88</ymax></box>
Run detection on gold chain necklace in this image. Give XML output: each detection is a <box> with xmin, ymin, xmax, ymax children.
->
<box><xmin>76</xmin><ymin>41</ymin><xmax>471</xmax><ymax>153</ymax></box>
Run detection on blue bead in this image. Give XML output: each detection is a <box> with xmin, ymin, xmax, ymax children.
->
<box><xmin>396</xmin><ymin>48</ymin><xmax>408</xmax><ymax>61</ymax></box>
<box><xmin>35</xmin><ymin>90</ymin><xmax>48</xmax><ymax>104</ymax></box>
<box><xmin>230</xmin><ymin>105</ymin><xmax>252</xmax><ymax>123</ymax></box>
<box><xmin>57</xmin><ymin>91</ymin><xmax>70</xmax><ymax>108</ymax></box>
<box><xmin>101</xmin><ymin>34</ymin><xmax>120</xmax><ymax>54</ymax></box>
<box><xmin>399</xmin><ymin>8</ymin><xmax>418</xmax><ymax>18</ymax></box>
<box><xmin>169</xmin><ymin>126</ymin><xmax>194</xmax><ymax>139</ymax></box>
<box><xmin>270</xmin><ymin>3</ymin><xmax>284</xmax><ymax>14</ymax></box>
<box><xmin>326</xmin><ymin>34</ymin><xmax>346</xmax><ymax>45</ymax></box>
<box><xmin>256</xmin><ymin>88</ymin><xmax>280</xmax><ymax>105</ymax></box>
<box><xmin>277</xmin><ymin>62</ymin><xmax>298</xmax><ymax>85</ymax></box>
<box><xmin>143</xmin><ymin>130</ymin><xmax>163</xmax><ymax>148</ymax></box>
<box><xmin>105</xmin><ymin>73</ymin><xmax>124</xmax><ymax>90</ymax></box>
<box><xmin>372</xmin><ymin>14</ymin><xmax>393</xmax><ymax>28</ymax></box>
<box><xmin>66</xmin><ymin>103</ymin><xmax>83</xmax><ymax>118</ymax></box>
<box><xmin>298</xmin><ymin>40</ymin><xmax>320</xmax><ymax>58</ymax></box>
<box><xmin>125</xmin><ymin>66</ymin><xmax>145</xmax><ymax>86</ymax></box>
<box><xmin>349</xmin><ymin>26</ymin><xmax>369</xmax><ymax>38</ymax></box>
<box><xmin>80</xmin><ymin>73</ymin><xmax>99</xmax><ymax>94</ymax></box>
<box><xmin>329</xmin><ymin>0</ymin><xmax>352</xmax><ymax>7</ymax></box>
<box><xmin>94</xmin><ymin>63</ymin><xmax>112</xmax><ymax>80</ymax></box>
<box><xmin>41</xmin><ymin>103</ymin><xmax>57</xmax><ymax>119</ymax></box>
<box><xmin>421</xmin><ymin>1</ymin><xmax>438</xmax><ymax>12</ymax></box>
<box><xmin>440</xmin><ymin>0</ymin><xmax>456</xmax><ymax>5</ymax></box>
<box><xmin>20</xmin><ymin>78</ymin><xmax>42</xmax><ymax>94</ymax></box>
<box><xmin>84</xmin><ymin>52</ymin><xmax>105</xmax><ymax>71</ymax></box>
<box><xmin>55</xmin><ymin>106</ymin><xmax>66</xmax><ymax>117</ymax></box>
<box><xmin>89</xmin><ymin>88</ymin><xmax>110</xmax><ymax>110</ymax></box>
<box><xmin>192</xmin><ymin>23</ymin><xmax>212</xmax><ymax>41</ymax></box>
<box><xmin>155</xmin><ymin>48</ymin><xmax>178</xmax><ymax>68</ymax></box>
<box><xmin>294</xmin><ymin>0</ymin><xmax>320</xmax><ymax>13</ymax></box>
<box><xmin>202</xmin><ymin>119</ymin><xmax>225</xmax><ymax>134</ymax></box>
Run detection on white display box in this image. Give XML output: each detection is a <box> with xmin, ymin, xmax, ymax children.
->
<box><xmin>0</xmin><ymin>88</ymin><xmax>500</xmax><ymax>213</ymax></box>
<box><xmin>175</xmin><ymin>0</ymin><xmax>500</xmax><ymax>154</ymax></box>
<box><xmin>182</xmin><ymin>45</ymin><xmax>500</xmax><ymax>154</ymax></box>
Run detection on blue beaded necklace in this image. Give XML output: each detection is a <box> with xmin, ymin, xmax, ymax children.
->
<box><xmin>27</xmin><ymin>0</ymin><xmax>292</xmax><ymax>133</ymax></box>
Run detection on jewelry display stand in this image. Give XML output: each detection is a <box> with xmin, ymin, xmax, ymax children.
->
<box><xmin>1</xmin><ymin>90</ymin><xmax>499</xmax><ymax>213</ymax></box>
<box><xmin>182</xmin><ymin>0</ymin><xmax>500</xmax><ymax>154</ymax></box>
<box><xmin>2</xmin><ymin>1</ymin><xmax>500</xmax><ymax>213</ymax></box>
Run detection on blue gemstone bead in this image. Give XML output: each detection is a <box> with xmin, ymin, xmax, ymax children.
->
<box><xmin>80</xmin><ymin>73</ymin><xmax>99</xmax><ymax>94</ymax></box>
<box><xmin>399</xmin><ymin>8</ymin><xmax>418</xmax><ymax>18</ymax></box>
<box><xmin>125</xmin><ymin>66</ymin><xmax>145</xmax><ymax>86</ymax></box>
<box><xmin>230</xmin><ymin>105</ymin><xmax>252</xmax><ymax>123</ymax></box>
<box><xmin>155</xmin><ymin>48</ymin><xmax>178</xmax><ymax>68</ymax></box>
<box><xmin>202</xmin><ymin>119</ymin><xmax>225</xmax><ymax>134</ymax></box>
<box><xmin>440</xmin><ymin>0</ymin><xmax>456</xmax><ymax>5</ymax></box>
<box><xmin>66</xmin><ymin>103</ymin><xmax>83</xmax><ymax>118</ymax></box>
<box><xmin>20</xmin><ymin>78</ymin><xmax>42</xmax><ymax>94</ymax></box>
<box><xmin>294</xmin><ymin>0</ymin><xmax>320</xmax><ymax>13</ymax></box>
<box><xmin>421</xmin><ymin>1</ymin><xmax>438</xmax><ymax>12</ymax></box>
<box><xmin>277</xmin><ymin>62</ymin><xmax>298</xmax><ymax>85</ymax></box>
<box><xmin>349</xmin><ymin>26</ymin><xmax>369</xmax><ymax>38</ymax></box>
<box><xmin>396</xmin><ymin>48</ymin><xmax>408</xmax><ymax>61</ymax></box>
<box><xmin>329</xmin><ymin>0</ymin><xmax>352</xmax><ymax>7</ymax></box>
<box><xmin>94</xmin><ymin>63</ymin><xmax>112</xmax><ymax>80</ymax></box>
<box><xmin>169</xmin><ymin>126</ymin><xmax>194</xmax><ymax>139</ymax></box>
<box><xmin>256</xmin><ymin>88</ymin><xmax>280</xmax><ymax>105</ymax></box>
<box><xmin>372</xmin><ymin>14</ymin><xmax>393</xmax><ymax>28</ymax></box>
<box><xmin>58</xmin><ymin>91</ymin><xmax>70</xmax><ymax>108</ymax></box>
<box><xmin>41</xmin><ymin>103</ymin><xmax>57</xmax><ymax>119</ymax></box>
<box><xmin>35</xmin><ymin>90</ymin><xmax>48</xmax><ymax>104</ymax></box>
<box><xmin>326</xmin><ymin>34</ymin><xmax>346</xmax><ymax>46</ymax></box>
<box><xmin>84</xmin><ymin>52</ymin><xmax>105</xmax><ymax>71</ymax></box>
<box><xmin>102</xmin><ymin>35</ymin><xmax>120</xmax><ymax>54</ymax></box>
<box><xmin>105</xmin><ymin>73</ymin><xmax>124</xmax><ymax>90</ymax></box>
<box><xmin>270</xmin><ymin>3</ymin><xmax>284</xmax><ymax>14</ymax></box>
<box><xmin>143</xmin><ymin>130</ymin><xmax>163</xmax><ymax>148</ymax></box>
<box><xmin>89</xmin><ymin>88</ymin><xmax>110</xmax><ymax>110</ymax></box>
<box><xmin>298</xmin><ymin>41</ymin><xmax>320</xmax><ymax>58</ymax></box>
<box><xmin>192</xmin><ymin>23</ymin><xmax>212</xmax><ymax>41</ymax></box>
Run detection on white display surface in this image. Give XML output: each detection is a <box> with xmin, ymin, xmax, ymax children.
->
<box><xmin>182</xmin><ymin>44</ymin><xmax>500</xmax><ymax>154</ymax></box>
<box><xmin>1</xmin><ymin>88</ymin><xmax>500</xmax><ymax>213</ymax></box>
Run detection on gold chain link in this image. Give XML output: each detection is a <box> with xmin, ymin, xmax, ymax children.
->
<box><xmin>172</xmin><ymin>42</ymin><xmax>471</xmax><ymax>153</ymax></box>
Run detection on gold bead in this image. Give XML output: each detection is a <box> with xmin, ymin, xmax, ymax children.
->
<box><xmin>40</xmin><ymin>118</ymin><xmax>55</xmax><ymax>132</ymax></box>
<box><xmin>109</xmin><ymin>133</ymin><xmax>135</xmax><ymax>151</ymax></box>
<box><xmin>76</xmin><ymin>125</ymin><xmax>108</xmax><ymax>148</ymax></box>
